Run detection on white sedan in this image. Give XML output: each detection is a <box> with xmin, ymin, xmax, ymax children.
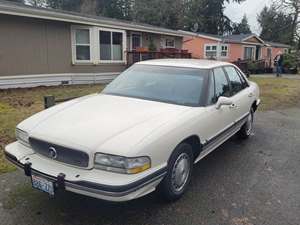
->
<box><xmin>5</xmin><ymin>59</ymin><xmax>260</xmax><ymax>202</ymax></box>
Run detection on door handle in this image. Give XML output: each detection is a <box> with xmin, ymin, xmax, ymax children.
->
<box><xmin>248</xmin><ymin>93</ymin><xmax>253</xmax><ymax>97</ymax></box>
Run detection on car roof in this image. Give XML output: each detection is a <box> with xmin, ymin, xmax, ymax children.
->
<box><xmin>136</xmin><ymin>59</ymin><xmax>233</xmax><ymax>69</ymax></box>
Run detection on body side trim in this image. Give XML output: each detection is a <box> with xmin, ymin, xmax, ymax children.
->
<box><xmin>195</xmin><ymin>112</ymin><xmax>249</xmax><ymax>163</ymax></box>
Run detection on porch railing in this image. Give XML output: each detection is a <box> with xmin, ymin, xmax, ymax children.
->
<box><xmin>126</xmin><ymin>51</ymin><xmax>192</xmax><ymax>66</ymax></box>
<box><xmin>232</xmin><ymin>59</ymin><xmax>270</xmax><ymax>76</ymax></box>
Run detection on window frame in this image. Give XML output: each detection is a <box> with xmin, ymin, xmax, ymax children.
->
<box><xmin>220</xmin><ymin>44</ymin><xmax>229</xmax><ymax>58</ymax></box>
<box><xmin>164</xmin><ymin>37</ymin><xmax>176</xmax><ymax>48</ymax></box>
<box><xmin>223</xmin><ymin>66</ymin><xmax>247</xmax><ymax>97</ymax></box>
<box><xmin>71</xmin><ymin>26</ymin><xmax>93</xmax><ymax>64</ymax></box>
<box><xmin>243</xmin><ymin>46</ymin><xmax>256</xmax><ymax>60</ymax></box>
<box><xmin>97</xmin><ymin>27</ymin><xmax>126</xmax><ymax>63</ymax></box>
<box><xmin>211</xmin><ymin>66</ymin><xmax>231</xmax><ymax>101</ymax></box>
<box><xmin>71</xmin><ymin>25</ymin><xmax>126</xmax><ymax>65</ymax></box>
<box><xmin>204</xmin><ymin>44</ymin><xmax>218</xmax><ymax>59</ymax></box>
<box><xmin>234</xmin><ymin>67</ymin><xmax>249</xmax><ymax>89</ymax></box>
<box><xmin>206</xmin><ymin>69</ymin><xmax>217</xmax><ymax>106</ymax></box>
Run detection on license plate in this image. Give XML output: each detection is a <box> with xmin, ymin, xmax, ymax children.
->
<box><xmin>31</xmin><ymin>175</ymin><xmax>55</xmax><ymax>196</ymax></box>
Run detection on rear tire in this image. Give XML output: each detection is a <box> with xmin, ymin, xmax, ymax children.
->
<box><xmin>158</xmin><ymin>143</ymin><xmax>193</xmax><ymax>202</ymax></box>
<box><xmin>238</xmin><ymin>108</ymin><xmax>254</xmax><ymax>139</ymax></box>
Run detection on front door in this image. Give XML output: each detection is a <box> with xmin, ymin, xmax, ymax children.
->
<box><xmin>255</xmin><ymin>46</ymin><xmax>261</xmax><ymax>60</ymax></box>
<box><xmin>131</xmin><ymin>33</ymin><xmax>142</xmax><ymax>50</ymax></box>
<box><xmin>195</xmin><ymin>67</ymin><xmax>235</xmax><ymax>161</ymax></box>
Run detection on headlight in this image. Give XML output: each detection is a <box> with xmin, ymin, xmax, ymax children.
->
<box><xmin>94</xmin><ymin>153</ymin><xmax>151</xmax><ymax>174</ymax></box>
<box><xmin>16</xmin><ymin>128</ymin><xmax>30</xmax><ymax>147</ymax></box>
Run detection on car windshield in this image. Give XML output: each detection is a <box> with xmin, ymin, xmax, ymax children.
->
<box><xmin>102</xmin><ymin>64</ymin><xmax>208</xmax><ymax>106</ymax></box>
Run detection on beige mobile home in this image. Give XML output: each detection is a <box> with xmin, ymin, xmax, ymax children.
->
<box><xmin>0</xmin><ymin>1</ymin><xmax>188</xmax><ymax>88</ymax></box>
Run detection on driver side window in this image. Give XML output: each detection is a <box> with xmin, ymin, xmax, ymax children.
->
<box><xmin>213</xmin><ymin>67</ymin><xmax>230</xmax><ymax>102</ymax></box>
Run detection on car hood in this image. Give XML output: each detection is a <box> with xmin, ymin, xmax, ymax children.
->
<box><xmin>20</xmin><ymin>94</ymin><xmax>191</xmax><ymax>155</ymax></box>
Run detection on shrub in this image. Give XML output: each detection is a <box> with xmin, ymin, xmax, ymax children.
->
<box><xmin>283</xmin><ymin>53</ymin><xmax>298</xmax><ymax>69</ymax></box>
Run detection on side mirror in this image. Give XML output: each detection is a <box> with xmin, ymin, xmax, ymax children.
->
<box><xmin>216</xmin><ymin>96</ymin><xmax>233</xmax><ymax>109</ymax></box>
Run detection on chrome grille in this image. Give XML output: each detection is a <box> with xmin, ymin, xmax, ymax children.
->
<box><xmin>29</xmin><ymin>138</ymin><xmax>89</xmax><ymax>168</ymax></box>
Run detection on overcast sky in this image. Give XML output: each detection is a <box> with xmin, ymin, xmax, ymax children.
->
<box><xmin>224</xmin><ymin>0</ymin><xmax>273</xmax><ymax>34</ymax></box>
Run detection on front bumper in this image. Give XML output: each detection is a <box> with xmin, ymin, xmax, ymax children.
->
<box><xmin>5</xmin><ymin>142</ymin><xmax>167</xmax><ymax>202</ymax></box>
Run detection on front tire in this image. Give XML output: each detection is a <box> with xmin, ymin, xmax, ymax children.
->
<box><xmin>238</xmin><ymin>108</ymin><xmax>254</xmax><ymax>139</ymax></box>
<box><xmin>158</xmin><ymin>143</ymin><xmax>193</xmax><ymax>202</ymax></box>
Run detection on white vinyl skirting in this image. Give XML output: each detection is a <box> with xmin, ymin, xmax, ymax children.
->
<box><xmin>0</xmin><ymin>72</ymin><xmax>120</xmax><ymax>89</ymax></box>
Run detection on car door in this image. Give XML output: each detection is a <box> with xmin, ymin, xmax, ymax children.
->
<box><xmin>223</xmin><ymin>66</ymin><xmax>252</xmax><ymax>124</ymax></box>
<box><xmin>196</xmin><ymin>67</ymin><xmax>235</xmax><ymax>160</ymax></box>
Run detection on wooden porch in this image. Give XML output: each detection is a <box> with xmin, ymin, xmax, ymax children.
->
<box><xmin>232</xmin><ymin>59</ymin><xmax>274</xmax><ymax>76</ymax></box>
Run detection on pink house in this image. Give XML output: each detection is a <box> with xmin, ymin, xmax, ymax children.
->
<box><xmin>181</xmin><ymin>31</ymin><xmax>290</xmax><ymax>68</ymax></box>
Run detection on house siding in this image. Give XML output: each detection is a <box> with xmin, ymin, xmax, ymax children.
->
<box><xmin>183</xmin><ymin>36</ymin><xmax>219</xmax><ymax>59</ymax></box>
<box><xmin>0</xmin><ymin>14</ymin><xmax>183</xmax><ymax>78</ymax></box>
<box><xmin>228</xmin><ymin>44</ymin><xmax>244</xmax><ymax>62</ymax></box>
<box><xmin>261</xmin><ymin>47</ymin><xmax>287</xmax><ymax>62</ymax></box>
<box><xmin>183</xmin><ymin>34</ymin><xmax>289</xmax><ymax>67</ymax></box>
<box><xmin>0</xmin><ymin>14</ymin><xmax>124</xmax><ymax>77</ymax></box>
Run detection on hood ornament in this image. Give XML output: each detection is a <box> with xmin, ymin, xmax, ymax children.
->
<box><xmin>48</xmin><ymin>147</ymin><xmax>57</xmax><ymax>159</ymax></box>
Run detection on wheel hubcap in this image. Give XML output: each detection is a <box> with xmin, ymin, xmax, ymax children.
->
<box><xmin>171</xmin><ymin>153</ymin><xmax>190</xmax><ymax>192</ymax></box>
<box><xmin>246</xmin><ymin>112</ymin><xmax>253</xmax><ymax>135</ymax></box>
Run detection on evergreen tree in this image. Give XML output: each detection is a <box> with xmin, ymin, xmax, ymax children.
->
<box><xmin>5</xmin><ymin>0</ymin><xmax>24</xmax><ymax>3</ymax></box>
<box><xmin>184</xmin><ymin>0</ymin><xmax>245</xmax><ymax>35</ymax></box>
<box><xmin>39</xmin><ymin>0</ymin><xmax>246</xmax><ymax>35</ymax></box>
<box><xmin>133</xmin><ymin>0</ymin><xmax>185</xmax><ymax>29</ymax></box>
<box><xmin>276</xmin><ymin>0</ymin><xmax>299</xmax><ymax>47</ymax></box>
<box><xmin>258</xmin><ymin>5</ymin><xmax>294</xmax><ymax>45</ymax></box>
<box><xmin>46</xmin><ymin>0</ymin><xmax>82</xmax><ymax>12</ymax></box>
<box><xmin>232</xmin><ymin>15</ymin><xmax>252</xmax><ymax>34</ymax></box>
<box><xmin>101</xmin><ymin>0</ymin><xmax>134</xmax><ymax>20</ymax></box>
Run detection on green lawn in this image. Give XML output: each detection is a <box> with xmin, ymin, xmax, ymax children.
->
<box><xmin>0</xmin><ymin>84</ymin><xmax>105</xmax><ymax>174</ymax></box>
<box><xmin>0</xmin><ymin>77</ymin><xmax>300</xmax><ymax>174</ymax></box>
<box><xmin>249</xmin><ymin>77</ymin><xmax>300</xmax><ymax>111</ymax></box>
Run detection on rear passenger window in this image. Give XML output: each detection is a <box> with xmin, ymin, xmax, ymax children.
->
<box><xmin>213</xmin><ymin>68</ymin><xmax>230</xmax><ymax>100</ymax></box>
<box><xmin>235</xmin><ymin>68</ymin><xmax>249</xmax><ymax>88</ymax></box>
<box><xmin>224</xmin><ymin>66</ymin><xmax>244</xmax><ymax>95</ymax></box>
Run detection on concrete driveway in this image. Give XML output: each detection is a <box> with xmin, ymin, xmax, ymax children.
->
<box><xmin>0</xmin><ymin>108</ymin><xmax>299</xmax><ymax>225</ymax></box>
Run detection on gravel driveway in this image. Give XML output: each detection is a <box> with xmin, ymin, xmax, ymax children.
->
<box><xmin>0</xmin><ymin>108</ymin><xmax>299</xmax><ymax>225</ymax></box>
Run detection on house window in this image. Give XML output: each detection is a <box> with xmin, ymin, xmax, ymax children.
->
<box><xmin>221</xmin><ymin>45</ymin><xmax>228</xmax><ymax>57</ymax></box>
<box><xmin>244</xmin><ymin>47</ymin><xmax>255</xmax><ymax>60</ymax></box>
<box><xmin>205</xmin><ymin>45</ymin><xmax>217</xmax><ymax>58</ymax></box>
<box><xmin>75</xmin><ymin>29</ymin><xmax>91</xmax><ymax>61</ymax></box>
<box><xmin>99</xmin><ymin>30</ymin><xmax>123</xmax><ymax>61</ymax></box>
<box><xmin>71</xmin><ymin>26</ymin><xmax>126</xmax><ymax>64</ymax></box>
<box><xmin>131</xmin><ymin>33</ymin><xmax>142</xmax><ymax>50</ymax></box>
<box><xmin>165</xmin><ymin>38</ymin><xmax>175</xmax><ymax>48</ymax></box>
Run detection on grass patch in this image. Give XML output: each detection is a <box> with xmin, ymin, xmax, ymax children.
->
<box><xmin>0</xmin><ymin>78</ymin><xmax>300</xmax><ymax>174</ymax></box>
<box><xmin>249</xmin><ymin>77</ymin><xmax>300</xmax><ymax>111</ymax></box>
<box><xmin>0</xmin><ymin>84</ymin><xmax>105</xmax><ymax>174</ymax></box>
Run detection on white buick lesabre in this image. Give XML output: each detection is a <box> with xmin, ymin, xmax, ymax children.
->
<box><xmin>5</xmin><ymin>59</ymin><xmax>260</xmax><ymax>202</ymax></box>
